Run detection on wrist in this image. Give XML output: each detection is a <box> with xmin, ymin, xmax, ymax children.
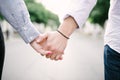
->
<box><xmin>30</xmin><ymin>35</ymin><xmax>40</xmax><ymax>44</ymax></box>
<box><xmin>57</xmin><ymin>30</ymin><xmax>69</xmax><ymax>39</ymax></box>
<box><xmin>58</xmin><ymin>16</ymin><xmax>77</xmax><ymax>37</ymax></box>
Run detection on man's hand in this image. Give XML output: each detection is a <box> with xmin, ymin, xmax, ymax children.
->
<box><xmin>30</xmin><ymin>35</ymin><xmax>52</xmax><ymax>56</ymax></box>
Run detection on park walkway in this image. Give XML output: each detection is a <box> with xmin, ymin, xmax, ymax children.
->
<box><xmin>2</xmin><ymin>31</ymin><xmax>104</xmax><ymax>80</ymax></box>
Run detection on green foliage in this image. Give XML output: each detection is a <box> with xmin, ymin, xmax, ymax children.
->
<box><xmin>25</xmin><ymin>0</ymin><xmax>60</xmax><ymax>27</ymax></box>
<box><xmin>25</xmin><ymin>0</ymin><xmax>35</xmax><ymax>3</ymax></box>
<box><xmin>89</xmin><ymin>0</ymin><xmax>110</xmax><ymax>27</ymax></box>
<box><xmin>0</xmin><ymin>14</ymin><xmax>4</xmax><ymax>21</ymax></box>
<box><xmin>0</xmin><ymin>0</ymin><xmax>110</xmax><ymax>28</ymax></box>
<box><xmin>46</xmin><ymin>11</ymin><xmax>60</xmax><ymax>26</ymax></box>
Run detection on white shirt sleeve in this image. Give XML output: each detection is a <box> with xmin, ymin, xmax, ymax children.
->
<box><xmin>63</xmin><ymin>0</ymin><xmax>97</xmax><ymax>28</ymax></box>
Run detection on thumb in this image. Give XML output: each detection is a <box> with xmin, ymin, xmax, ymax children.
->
<box><xmin>41</xmin><ymin>32</ymin><xmax>49</xmax><ymax>40</ymax></box>
<box><xmin>36</xmin><ymin>33</ymin><xmax>48</xmax><ymax>43</ymax></box>
<box><xmin>39</xmin><ymin>49</ymin><xmax>52</xmax><ymax>55</ymax></box>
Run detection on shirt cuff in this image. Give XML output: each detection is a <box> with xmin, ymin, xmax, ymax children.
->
<box><xmin>63</xmin><ymin>13</ymin><xmax>87</xmax><ymax>28</ymax></box>
<box><xmin>63</xmin><ymin>0</ymin><xmax>97</xmax><ymax>28</ymax></box>
<box><xmin>63</xmin><ymin>14</ymin><xmax>80</xmax><ymax>28</ymax></box>
<box><xmin>17</xmin><ymin>21</ymin><xmax>40</xmax><ymax>44</ymax></box>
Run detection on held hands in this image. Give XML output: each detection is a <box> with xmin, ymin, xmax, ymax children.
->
<box><xmin>40</xmin><ymin>31</ymin><xmax>68</xmax><ymax>60</ymax></box>
<box><xmin>30</xmin><ymin>31</ymin><xmax>68</xmax><ymax>61</ymax></box>
<box><xmin>30</xmin><ymin>16</ymin><xmax>77</xmax><ymax>61</ymax></box>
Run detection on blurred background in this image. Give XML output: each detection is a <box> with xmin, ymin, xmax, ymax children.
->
<box><xmin>0</xmin><ymin>0</ymin><xmax>110</xmax><ymax>80</ymax></box>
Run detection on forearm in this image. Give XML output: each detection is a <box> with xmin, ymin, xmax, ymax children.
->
<box><xmin>63</xmin><ymin>0</ymin><xmax>97</xmax><ymax>28</ymax></box>
<box><xmin>0</xmin><ymin>0</ymin><xmax>40</xmax><ymax>43</ymax></box>
<box><xmin>58</xmin><ymin>16</ymin><xmax>78</xmax><ymax>37</ymax></box>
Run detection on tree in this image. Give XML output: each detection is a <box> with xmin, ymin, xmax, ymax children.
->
<box><xmin>89</xmin><ymin>0</ymin><xmax>110</xmax><ymax>27</ymax></box>
<box><xmin>25</xmin><ymin>0</ymin><xmax>60</xmax><ymax>27</ymax></box>
<box><xmin>0</xmin><ymin>15</ymin><xmax>3</xmax><ymax>21</ymax></box>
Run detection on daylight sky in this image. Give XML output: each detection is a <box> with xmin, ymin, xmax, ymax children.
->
<box><xmin>36</xmin><ymin>0</ymin><xmax>70</xmax><ymax>20</ymax></box>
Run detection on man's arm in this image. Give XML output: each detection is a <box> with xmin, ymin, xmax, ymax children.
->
<box><xmin>0</xmin><ymin>0</ymin><xmax>39</xmax><ymax>43</ymax></box>
<box><xmin>0</xmin><ymin>0</ymin><xmax>50</xmax><ymax>55</ymax></box>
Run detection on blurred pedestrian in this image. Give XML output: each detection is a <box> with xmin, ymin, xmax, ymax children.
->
<box><xmin>5</xmin><ymin>29</ymin><xmax>9</xmax><ymax>40</ymax></box>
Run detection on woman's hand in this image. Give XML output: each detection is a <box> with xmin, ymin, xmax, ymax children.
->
<box><xmin>41</xmin><ymin>31</ymin><xmax>68</xmax><ymax>60</ymax></box>
<box><xmin>35</xmin><ymin>16</ymin><xmax>77</xmax><ymax>60</ymax></box>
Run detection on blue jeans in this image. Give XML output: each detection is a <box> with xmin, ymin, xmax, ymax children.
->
<box><xmin>0</xmin><ymin>27</ymin><xmax>5</xmax><ymax>79</ymax></box>
<box><xmin>104</xmin><ymin>45</ymin><xmax>120</xmax><ymax>80</ymax></box>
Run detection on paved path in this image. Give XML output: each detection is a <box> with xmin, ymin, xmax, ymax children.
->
<box><xmin>2</xmin><ymin>31</ymin><xmax>104</xmax><ymax>80</ymax></box>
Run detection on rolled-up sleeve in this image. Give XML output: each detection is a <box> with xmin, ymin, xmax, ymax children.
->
<box><xmin>64</xmin><ymin>0</ymin><xmax>97</xmax><ymax>28</ymax></box>
<box><xmin>0</xmin><ymin>0</ymin><xmax>40</xmax><ymax>43</ymax></box>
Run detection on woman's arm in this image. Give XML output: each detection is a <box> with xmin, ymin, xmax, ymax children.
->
<box><xmin>42</xmin><ymin>0</ymin><xmax>97</xmax><ymax>60</ymax></box>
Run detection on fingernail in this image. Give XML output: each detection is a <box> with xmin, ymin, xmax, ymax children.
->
<box><xmin>47</xmin><ymin>52</ymin><xmax>52</xmax><ymax>54</ymax></box>
<box><xmin>59</xmin><ymin>57</ymin><xmax>63</xmax><ymax>60</ymax></box>
<box><xmin>36</xmin><ymin>39</ymin><xmax>41</xmax><ymax>43</ymax></box>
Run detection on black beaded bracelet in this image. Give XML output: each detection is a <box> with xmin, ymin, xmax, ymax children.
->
<box><xmin>57</xmin><ymin>30</ymin><xmax>69</xmax><ymax>39</ymax></box>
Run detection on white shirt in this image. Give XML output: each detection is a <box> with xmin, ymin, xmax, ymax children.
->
<box><xmin>104</xmin><ymin>0</ymin><xmax>120</xmax><ymax>53</ymax></box>
<box><xmin>64</xmin><ymin>0</ymin><xmax>120</xmax><ymax>53</ymax></box>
